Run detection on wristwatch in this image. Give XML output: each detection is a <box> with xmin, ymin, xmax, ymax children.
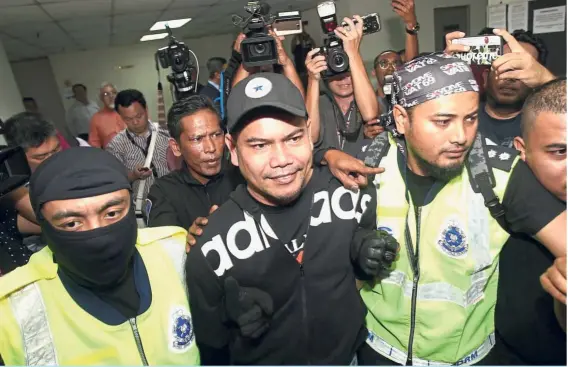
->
<box><xmin>406</xmin><ymin>22</ymin><xmax>420</xmax><ymax>35</ymax></box>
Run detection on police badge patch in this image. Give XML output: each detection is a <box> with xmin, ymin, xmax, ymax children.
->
<box><xmin>169</xmin><ymin>307</ymin><xmax>194</xmax><ymax>352</ymax></box>
<box><xmin>437</xmin><ymin>220</ymin><xmax>468</xmax><ymax>258</ymax></box>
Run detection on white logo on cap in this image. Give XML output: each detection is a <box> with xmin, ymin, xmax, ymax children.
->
<box><xmin>245</xmin><ymin>77</ymin><xmax>272</xmax><ymax>99</ymax></box>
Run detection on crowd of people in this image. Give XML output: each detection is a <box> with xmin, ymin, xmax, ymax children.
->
<box><xmin>0</xmin><ymin>0</ymin><xmax>566</xmax><ymax>365</ymax></box>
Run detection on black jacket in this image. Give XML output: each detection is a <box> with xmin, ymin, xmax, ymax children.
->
<box><xmin>185</xmin><ymin>166</ymin><xmax>376</xmax><ymax>365</ymax></box>
<box><xmin>199</xmin><ymin>83</ymin><xmax>221</xmax><ymax>103</ymax></box>
<box><xmin>146</xmin><ymin>162</ymin><xmax>244</xmax><ymax>229</ymax></box>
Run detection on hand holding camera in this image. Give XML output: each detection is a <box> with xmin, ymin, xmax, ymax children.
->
<box><xmin>305</xmin><ymin>48</ymin><xmax>327</xmax><ymax>81</ymax></box>
<box><xmin>333</xmin><ymin>16</ymin><xmax>364</xmax><ymax>58</ymax></box>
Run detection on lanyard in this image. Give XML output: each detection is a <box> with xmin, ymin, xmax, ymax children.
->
<box><xmin>338</xmin><ymin>102</ymin><xmax>357</xmax><ymax>149</ymax></box>
<box><xmin>125</xmin><ymin>129</ymin><xmax>158</xmax><ymax>177</ymax></box>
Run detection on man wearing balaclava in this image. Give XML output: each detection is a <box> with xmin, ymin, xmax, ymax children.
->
<box><xmin>321</xmin><ymin>53</ymin><xmax>566</xmax><ymax>365</ymax></box>
<box><xmin>0</xmin><ymin>147</ymin><xmax>200</xmax><ymax>365</ymax></box>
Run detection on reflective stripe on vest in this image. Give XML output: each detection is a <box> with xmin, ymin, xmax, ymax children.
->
<box><xmin>9</xmin><ymin>283</ymin><xmax>58</xmax><ymax>366</ymax></box>
<box><xmin>366</xmin><ymin>330</ymin><xmax>495</xmax><ymax>366</ymax></box>
<box><xmin>380</xmin><ymin>184</ymin><xmax>492</xmax><ymax>309</ymax></box>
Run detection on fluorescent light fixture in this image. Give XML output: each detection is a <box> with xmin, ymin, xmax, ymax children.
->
<box><xmin>150</xmin><ymin>18</ymin><xmax>192</xmax><ymax>31</ymax></box>
<box><xmin>140</xmin><ymin>33</ymin><xmax>168</xmax><ymax>42</ymax></box>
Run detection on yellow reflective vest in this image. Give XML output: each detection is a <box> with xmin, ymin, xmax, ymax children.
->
<box><xmin>363</xmin><ymin>139</ymin><xmax>517</xmax><ymax>365</ymax></box>
<box><xmin>0</xmin><ymin>226</ymin><xmax>200</xmax><ymax>366</ymax></box>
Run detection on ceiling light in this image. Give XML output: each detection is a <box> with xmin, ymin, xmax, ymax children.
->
<box><xmin>150</xmin><ymin>18</ymin><xmax>192</xmax><ymax>31</ymax></box>
<box><xmin>140</xmin><ymin>33</ymin><xmax>168</xmax><ymax>42</ymax></box>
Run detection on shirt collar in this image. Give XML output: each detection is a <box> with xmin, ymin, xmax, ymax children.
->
<box><xmin>208</xmin><ymin>80</ymin><xmax>220</xmax><ymax>91</ymax></box>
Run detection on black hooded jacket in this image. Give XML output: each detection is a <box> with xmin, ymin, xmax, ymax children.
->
<box><xmin>185</xmin><ymin>166</ymin><xmax>376</xmax><ymax>365</ymax></box>
<box><xmin>147</xmin><ymin>162</ymin><xmax>244</xmax><ymax>229</ymax></box>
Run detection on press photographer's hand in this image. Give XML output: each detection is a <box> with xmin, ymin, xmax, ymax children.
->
<box><xmin>444</xmin><ymin>31</ymin><xmax>470</xmax><ymax>55</ymax></box>
<box><xmin>269</xmin><ymin>29</ymin><xmax>291</xmax><ymax>67</ymax></box>
<box><xmin>334</xmin><ymin>16</ymin><xmax>363</xmax><ymax>58</ymax></box>
<box><xmin>491</xmin><ymin>28</ymin><xmax>554</xmax><ymax>88</ymax></box>
<box><xmin>305</xmin><ymin>48</ymin><xmax>327</xmax><ymax>81</ymax></box>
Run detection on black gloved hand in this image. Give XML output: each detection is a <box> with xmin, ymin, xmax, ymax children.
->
<box><xmin>358</xmin><ymin>230</ymin><xmax>399</xmax><ymax>277</ymax></box>
<box><xmin>223</xmin><ymin>277</ymin><xmax>274</xmax><ymax>339</ymax></box>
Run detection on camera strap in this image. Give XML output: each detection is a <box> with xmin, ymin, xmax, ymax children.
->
<box><xmin>125</xmin><ymin>128</ymin><xmax>158</xmax><ymax>175</ymax></box>
<box><xmin>125</xmin><ymin>124</ymin><xmax>159</xmax><ymax>228</ymax></box>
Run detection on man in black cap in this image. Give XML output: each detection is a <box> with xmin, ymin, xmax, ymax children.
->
<box><xmin>185</xmin><ymin>72</ymin><xmax>399</xmax><ymax>365</ymax></box>
<box><xmin>0</xmin><ymin>147</ymin><xmax>200</xmax><ymax>365</ymax></box>
<box><xmin>322</xmin><ymin>52</ymin><xmax>566</xmax><ymax>365</ymax></box>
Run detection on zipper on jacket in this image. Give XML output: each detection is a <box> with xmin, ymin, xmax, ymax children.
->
<box><xmin>129</xmin><ymin>318</ymin><xmax>149</xmax><ymax>366</ymax></box>
<box><xmin>405</xmin><ymin>207</ymin><xmax>422</xmax><ymax>366</ymax></box>
<box><xmin>300</xmin><ymin>263</ymin><xmax>310</xmax><ymax>365</ymax></box>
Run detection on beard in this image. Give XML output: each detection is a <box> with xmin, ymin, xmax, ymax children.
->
<box><xmin>412</xmin><ymin>151</ymin><xmax>466</xmax><ymax>182</ymax></box>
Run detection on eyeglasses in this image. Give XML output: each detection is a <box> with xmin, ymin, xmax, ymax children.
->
<box><xmin>102</xmin><ymin>92</ymin><xmax>117</xmax><ymax>97</ymax></box>
<box><xmin>377</xmin><ymin>59</ymin><xmax>402</xmax><ymax>70</ymax></box>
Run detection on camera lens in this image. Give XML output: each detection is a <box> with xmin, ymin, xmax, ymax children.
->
<box><xmin>253</xmin><ymin>43</ymin><xmax>267</xmax><ymax>55</ymax></box>
<box><xmin>328</xmin><ymin>49</ymin><xmax>349</xmax><ymax>73</ymax></box>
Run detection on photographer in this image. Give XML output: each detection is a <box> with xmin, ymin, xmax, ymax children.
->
<box><xmin>231</xmin><ymin>29</ymin><xmax>306</xmax><ymax>99</ymax></box>
<box><xmin>306</xmin><ymin>16</ymin><xmax>379</xmax><ymax>157</ymax></box>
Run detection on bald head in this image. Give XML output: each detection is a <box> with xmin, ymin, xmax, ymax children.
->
<box><xmin>515</xmin><ymin>77</ymin><xmax>566</xmax><ymax>202</ymax></box>
<box><xmin>521</xmin><ymin>78</ymin><xmax>566</xmax><ymax>140</ymax></box>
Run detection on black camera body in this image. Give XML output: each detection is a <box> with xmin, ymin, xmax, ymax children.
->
<box><xmin>156</xmin><ymin>27</ymin><xmax>198</xmax><ymax>101</ymax></box>
<box><xmin>316</xmin><ymin>36</ymin><xmax>349</xmax><ymax>79</ymax></box>
<box><xmin>316</xmin><ymin>1</ymin><xmax>349</xmax><ymax>79</ymax></box>
<box><xmin>233</xmin><ymin>1</ymin><xmax>278</xmax><ymax>68</ymax></box>
<box><xmin>241</xmin><ymin>17</ymin><xmax>278</xmax><ymax>67</ymax></box>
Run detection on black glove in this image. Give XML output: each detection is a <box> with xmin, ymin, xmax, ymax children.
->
<box><xmin>358</xmin><ymin>230</ymin><xmax>399</xmax><ymax>277</ymax></box>
<box><xmin>223</xmin><ymin>277</ymin><xmax>273</xmax><ymax>339</ymax></box>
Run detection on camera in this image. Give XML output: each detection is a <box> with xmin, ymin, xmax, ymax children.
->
<box><xmin>316</xmin><ymin>1</ymin><xmax>382</xmax><ymax>79</ymax></box>
<box><xmin>156</xmin><ymin>26</ymin><xmax>198</xmax><ymax>101</ymax></box>
<box><xmin>232</xmin><ymin>2</ymin><xmax>277</xmax><ymax>68</ymax></box>
<box><xmin>233</xmin><ymin>2</ymin><xmax>302</xmax><ymax>68</ymax></box>
<box><xmin>316</xmin><ymin>1</ymin><xmax>349</xmax><ymax>78</ymax></box>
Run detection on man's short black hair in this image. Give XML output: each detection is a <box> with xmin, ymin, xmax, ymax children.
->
<box><xmin>167</xmin><ymin>95</ymin><xmax>221</xmax><ymax>142</ymax></box>
<box><xmin>114</xmin><ymin>89</ymin><xmax>147</xmax><ymax>113</ymax></box>
<box><xmin>72</xmin><ymin>83</ymin><xmax>87</xmax><ymax>91</ymax></box>
<box><xmin>22</xmin><ymin>97</ymin><xmax>36</xmax><ymax>103</ymax></box>
<box><xmin>4</xmin><ymin>112</ymin><xmax>57</xmax><ymax>150</ymax></box>
<box><xmin>521</xmin><ymin>77</ymin><xmax>566</xmax><ymax>139</ymax></box>
<box><xmin>511</xmin><ymin>29</ymin><xmax>548</xmax><ymax>65</ymax></box>
<box><xmin>207</xmin><ymin>57</ymin><xmax>227</xmax><ymax>79</ymax></box>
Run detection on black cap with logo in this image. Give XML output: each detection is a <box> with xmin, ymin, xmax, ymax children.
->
<box><xmin>226</xmin><ymin>72</ymin><xmax>308</xmax><ymax>133</ymax></box>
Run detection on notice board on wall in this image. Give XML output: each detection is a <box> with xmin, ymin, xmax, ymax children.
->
<box><xmin>488</xmin><ymin>0</ymin><xmax>566</xmax><ymax>76</ymax></box>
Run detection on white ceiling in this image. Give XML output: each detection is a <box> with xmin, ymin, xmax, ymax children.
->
<box><xmin>0</xmin><ymin>0</ymin><xmax>318</xmax><ymax>61</ymax></box>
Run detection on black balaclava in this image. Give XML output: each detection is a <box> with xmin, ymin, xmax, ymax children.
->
<box><xmin>30</xmin><ymin>147</ymin><xmax>137</xmax><ymax>289</ymax></box>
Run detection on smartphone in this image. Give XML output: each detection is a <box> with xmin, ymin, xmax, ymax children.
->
<box><xmin>273</xmin><ymin>11</ymin><xmax>303</xmax><ymax>37</ymax></box>
<box><xmin>451</xmin><ymin>35</ymin><xmax>504</xmax><ymax>65</ymax></box>
<box><xmin>341</xmin><ymin>13</ymin><xmax>381</xmax><ymax>35</ymax></box>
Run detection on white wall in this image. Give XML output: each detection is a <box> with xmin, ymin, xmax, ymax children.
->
<box><xmin>0</xmin><ymin>41</ymin><xmax>23</xmax><ymax>123</ymax></box>
<box><xmin>49</xmin><ymin>32</ymin><xmax>236</xmax><ymax>122</ymax></box>
<box><xmin>11</xmin><ymin>58</ymin><xmax>67</xmax><ymax>130</ymax></box>
<box><xmin>20</xmin><ymin>0</ymin><xmax>489</xmax><ymax>122</ymax></box>
<box><xmin>348</xmin><ymin>0</ymin><xmax>489</xmax><ymax>62</ymax></box>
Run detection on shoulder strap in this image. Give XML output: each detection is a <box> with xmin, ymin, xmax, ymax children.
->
<box><xmin>363</xmin><ymin>131</ymin><xmax>391</xmax><ymax>168</ymax></box>
<box><xmin>135</xmin><ymin>123</ymin><xmax>159</xmax><ymax>228</ymax></box>
<box><xmin>466</xmin><ymin>133</ymin><xmax>517</xmax><ymax>233</ymax></box>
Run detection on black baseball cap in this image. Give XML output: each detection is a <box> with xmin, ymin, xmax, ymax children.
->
<box><xmin>226</xmin><ymin>72</ymin><xmax>308</xmax><ymax>133</ymax></box>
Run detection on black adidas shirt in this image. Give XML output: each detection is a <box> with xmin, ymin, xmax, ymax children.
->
<box><xmin>185</xmin><ymin>166</ymin><xmax>376</xmax><ymax>365</ymax></box>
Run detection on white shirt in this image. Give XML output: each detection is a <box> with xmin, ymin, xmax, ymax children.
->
<box><xmin>66</xmin><ymin>100</ymin><xmax>99</xmax><ymax>135</ymax></box>
<box><xmin>208</xmin><ymin>80</ymin><xmax>220</xmax><ymax>91</ymax></box>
